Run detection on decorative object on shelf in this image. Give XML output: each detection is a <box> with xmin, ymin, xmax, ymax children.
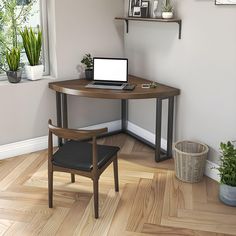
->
<box><xmin>217</xmin><ymin>141</ymin><xmax>236</xmax><ymax>206</ymax></box>
<box><xmin>128</xmin><ymin>0</ymin><xmax>142</xmax><ymax>17</ymax></box>
<box><xmin>20</xmin><ymin>27</ymin><xmax>43</xmax><ymax>81</ymax></box>
<box><xmin>141</xmin><ymin>1</ymin><xmax>150</xmax><ymax>18</ymax></box>
<box><xmin>133</xmin><ymin>6</ymin><xmax>141</xmax><ymax>17</ymax></box>
<box><xmin>162</xmin><ymin>0</ymin><xmax>174</xmax><ymax>19</ymax></box>
<box><xmin>215</xmin><ymin>0</ymin><xmax>236</xmax><ymax>5</ymax></box>
<box><xmin>6</xmin><ymin>47</ymin><xmax>22</xmax><ymax>83</ymax></box>
<box><xmin>81</xmin><ymin>53</ymin><xmax>93</xmax><ymax>80</ymax></box>
<box><xmin>152</xmin><ymin>0</ymin><xmax>159</xmax><ymax>18</ymax></box>
<box><xmin>173</xmin><ymin>140</ymin><xmax>209</xmax><ymax>183</ymax></box>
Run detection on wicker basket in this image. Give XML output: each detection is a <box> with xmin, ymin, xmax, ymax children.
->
<box><xmin>173</xmin><ymin>140</ymin><xmax>209</xmax><ymax>183</ymax></box>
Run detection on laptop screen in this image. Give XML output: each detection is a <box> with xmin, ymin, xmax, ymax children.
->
<box><xmin>93</xmin><ymin>58</ymin><xmax>128</xmax><ymax>82</ymax></box>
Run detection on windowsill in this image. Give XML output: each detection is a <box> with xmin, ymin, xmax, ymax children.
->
<box><xmin>0</xmin><ymin>75</ymin><xmax>56</xmax><ymax>87</ymax></box>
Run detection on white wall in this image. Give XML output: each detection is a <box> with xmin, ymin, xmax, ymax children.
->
<box><xmin>124</xmin><ymin>0</ymin><xmax>236</xmax><ymax>163</ymax></box>
<box><xmin>53</xmin><ymin>0</ymin><xmax>124</xmax><ymax>128</ymax></box>
<box><xmin>0</xmin><ymin>0</ymin><xmax>124</xmax><ymax>145</ymax></box>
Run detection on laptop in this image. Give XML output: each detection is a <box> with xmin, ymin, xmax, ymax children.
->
<box><xmin>85</xmin><ymin>57</ymin><xmax>128</xmax><ymax>90</ymax></box>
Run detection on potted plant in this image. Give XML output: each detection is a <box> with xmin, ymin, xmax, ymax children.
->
<box><xmin>218</xmin><ymin>141</ymin><xmax>236</xmax><ymax>206</ymax></box>
<box><xmin>20</xmin><ymin>27</ymin><xmax>43</xmax><ymax>80</ymax></box>
<box><xmin>6</xmin><ymin>47</ymin><xmax>22</xmax><ymax>83</ymax></box>
<box><xmin>81</xmin><ymin>53</ymin><xmax>93</xmax><ymax>80</ymax></box>
<box><xmin>162</xmin><ymin>0</ymin><xmax>174</xmax><ymax>19</ymax></box>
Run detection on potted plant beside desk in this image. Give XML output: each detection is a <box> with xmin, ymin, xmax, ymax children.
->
<box><xmin>81</xmin><ymin>53</ymin><xmax>93</xmax><ymax>80</ymax></box>
<box><xmin>218</xmin><ymin>141</ymin><xmax>236</xmax><ymax>206</ymax></box>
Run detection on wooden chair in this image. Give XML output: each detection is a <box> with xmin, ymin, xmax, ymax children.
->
<box><xmin>48</xmin><ymin>120</ymin><xmax>120</xmax><ymax>218</ymax></box>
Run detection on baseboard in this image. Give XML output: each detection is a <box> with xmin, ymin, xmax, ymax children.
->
<box><xmin>0</xmin><ymin>120</ymin><xmax>121</xmax><ymax>161</ymax></box>
<box><xmin>0</xmin><ymin>119</ymin><xmax>220</xmax><ymax>183</ymax></box>
<box><xmin>127</xmin><ymin>121</ymin><xmax>167</xmax><ymax>150</ymax></box>
<box><xmin>205</xmin><ymin>160</ymin><xmax>220</xmax><ymax>182</ymax></box>
<box><xmin>0</xmin><ymin>136</ymin><xmax>57</xmax><ymax>161</ymax></box>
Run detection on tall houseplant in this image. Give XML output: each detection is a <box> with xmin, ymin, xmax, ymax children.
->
<box><xmin>162</xmin><ymin>0</ymin><xmax>174</xmax><ymax>19</ymax></box>
<box><xmin>6</xmin><ymin>47</ymin><xmax>22</xmax><ymax>83</ymax></box>
<box><xmin>20</xmin><ymin>27</ymin><xmax>43</xmax><ymax>80</ymax></box>
<box><xmin>81</xmin><ymin>53</ymin><xmax>93</xmax><ymax>80</ymax></box>
<box><xmin>218</xmin><ymin>141</ymin><xmax>236</xmax><ymax>206</ymax></box>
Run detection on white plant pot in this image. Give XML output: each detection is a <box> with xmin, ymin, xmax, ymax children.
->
<box><xmin>25</xmin><ymin>65</ymin><xmax>44</xmax><ymax>81</ymax></box>
<box><xmin>162</xmin><ymin>12</ymin><xmax>173</xmax><ymax>19</ymax></box>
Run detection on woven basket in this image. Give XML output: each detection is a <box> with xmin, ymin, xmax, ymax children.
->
<box><xmin>173</xmin><ymin>140</ymin><xmax>209</xmax><ymax>183</ymax></box>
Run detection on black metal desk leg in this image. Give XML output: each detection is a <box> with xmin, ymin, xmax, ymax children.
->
<box><xmin>56</xmin><ymin>92</ymin><xmax>63</xmax><ymax>147</ymax></box>
<box><xmin>167</xmin><ymin>97</ymin><xmax>174</xmax><ymax>157</ymax></box>
<box><xmin>155</xmin><ymin>98</ymin><xmax>162</xmax><ymax>162</ymax></box>
<box><xmin>61</xmin><ymin>94</ymin><xmax>68</xmax><ymax>143</ymax></box>
<box><xmin>122</xmin><ymin>99</ymin><xmax>128</xmax><ymax>131</ymax></box>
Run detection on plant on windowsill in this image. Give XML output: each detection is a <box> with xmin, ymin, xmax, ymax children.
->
<box><xmin>5</xmin><ymin>47</ymin><xmax>22</xmax><ymax>83</ymax></box>
<box><xmin>20</xmin><ymin>26</ymin><xmax>43</xmax><ymax>80</ymax></box>
<box><xmin>162</xmin><ymin>0</ymin><xmax>174</xmax><ymax>19</ymax></box>
<box><xmin>218</xmin><ymin>141</ymin><xmax>236</xmax><ymax>206</ymax></box>
<box><xmin>81</xmin><ymin>53</ymin><xmax>93</xmax><ymax>80</ymax></box>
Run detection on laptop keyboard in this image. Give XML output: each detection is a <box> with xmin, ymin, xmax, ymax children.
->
<box><xmin>93</xmin><ymin>82</ymin><xmax>124</xmax><ymax>86</ymax></box>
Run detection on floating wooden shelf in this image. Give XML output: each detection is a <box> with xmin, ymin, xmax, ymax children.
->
<box><xmin>115</xmin><ymin>17</ymin><xmax>182</xmax><ymax>39</ymax></box>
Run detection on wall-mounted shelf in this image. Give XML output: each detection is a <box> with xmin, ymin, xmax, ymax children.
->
<box><xmin>115</xmin><ymin>17</ymin><xmax>182</xmax><ymax>40</ymax></box>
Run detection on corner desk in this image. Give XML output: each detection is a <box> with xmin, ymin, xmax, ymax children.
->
<box><xmin>49</xmin><ymin>75</ymin><xmax>180</xmax><ymax>162</ymax></box>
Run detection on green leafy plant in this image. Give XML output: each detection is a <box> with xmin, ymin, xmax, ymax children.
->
<box><xmin>218</xmin><ymin>141</ymin><xmax>236</xmax><ymax>187</ymax></box>
<box><xmin>6</xmin><ymin>47</ymin><xmax>20</xmax><ymax>71</ymax></box>
<box><xmin>162</xmin><ymin>0</ymin><xmax>173</xmax><ymax>12</ymax></box>
<box><xmin>20</xmin><ymin>27</ymin><xmax>42</xmax><ymax>66</ymax></box>
<box><xmin>81</xmin><ymin>54</ymin><xmax>93</xmax><ymax>69</ymax></box>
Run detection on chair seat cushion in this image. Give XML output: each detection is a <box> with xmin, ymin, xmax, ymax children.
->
<box><xmin>52</xmin><ymin>141</ymin><xmax>120</xmax><ymax>171</ymax></box>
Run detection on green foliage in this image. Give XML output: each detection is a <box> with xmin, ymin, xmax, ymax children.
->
<box><xmin>81</xmin><ymin>54</ymin><xmax>93</xmax><ymax>69</ymax></box>
<box><xmin>6</xmin><ymin>47</ymin><xmax>20</xmax><ymax>71</ymax></box>
<box><xmin>20</xmin><ymin>26</ymin><xmax>42</xmax><ymax>66</ymax></box>
<box><xmin>0</xmin><ymin>0</ymin><xmax>38</xmax><ymax>73</ymax></box>
<box><xmin>218</xmin><ymin>141</ymin><xmax>236</xmax><ymax>187</ymax></box>
<box><xmin>162</xmin><ymin>0</ymin><xmax>173</xmax><ymax>12</ymax></box>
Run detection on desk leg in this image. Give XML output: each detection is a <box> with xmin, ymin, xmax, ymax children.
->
<box><xmin>56</xmin><ymin>92</ymin><xmax>63</xmax><ymax>147</ymax></box>
<box><xmin>121</xmin><ymin>99</ymin><xmax>128</xmax><ymax>131</ymax></box>
<box><xmin>62</xmin><ymin>94</ymin><xmax>68</xmax><ymax>143</ymax></box>
<box><xmin>167</xmin><ymin>97</ymin><xmax>174</xmax><ymax>157</ymax></box>
<box><xmin>155</xmin><ymin>98</ymin><xmax>162</xmax><ymax>162</ymax></box>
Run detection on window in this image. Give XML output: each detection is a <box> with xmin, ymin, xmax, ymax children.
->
<box><xmin>0</xmin><ymin>0</ymin><xmax>49</xmax><ymax>78</ymax></box>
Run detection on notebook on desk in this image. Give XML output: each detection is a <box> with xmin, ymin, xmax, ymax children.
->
<box><xmin>85</xmin><ymin>57</ymin><xmax>128</xmax><ymax>90</ymax></box>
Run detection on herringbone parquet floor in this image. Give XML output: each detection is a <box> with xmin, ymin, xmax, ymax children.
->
<box><xmin>0</xmin><ymin>134</ymin><xmax>236</xmax><ymax>236</ymax></box>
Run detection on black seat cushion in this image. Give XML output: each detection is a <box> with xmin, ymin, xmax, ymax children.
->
<box><xmin>52</xmin><ymin>140</ymin><xmax>120</xmax><ymax>171</ymax></box>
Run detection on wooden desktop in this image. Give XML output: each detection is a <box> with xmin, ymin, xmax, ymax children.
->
<box><xmin>49</xmin><ymin>75</ymin><xmax>180</xmax><ymax>162</ymax></box>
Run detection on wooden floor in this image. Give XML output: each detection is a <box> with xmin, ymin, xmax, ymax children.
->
<box><xmin>0</xmin><ymin>134</ymin><xmax>236</xmax><ymax>236</ymax></box>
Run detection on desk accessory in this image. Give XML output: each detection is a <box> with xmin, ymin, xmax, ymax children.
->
<box><xmin>142</xmin><ymin>82</ymin><xmax>158</xmax><ymax>89</ymax></box>
<box><xmin>123</xmin><ymin>84</ymin><xmax>136</xmax><ymax>91</ymax></box>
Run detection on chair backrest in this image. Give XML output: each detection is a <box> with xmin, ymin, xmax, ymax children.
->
<box><xmin>48</xmin><ymin>119</ymin><xmax>108</xmax><ymax>174</ymax></box>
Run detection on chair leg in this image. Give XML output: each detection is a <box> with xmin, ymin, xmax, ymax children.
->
<box><xmin>71</xmin><ymin>173</ymin><xmax>75</xmax><ymax>183</ymax></box>
<box><xmin>48</xmin><ymin>170</ymin><xmax>53</xmax><ymax>208</ymax></box>
<box><xmin>93</xmin><ymin>179</ymin><xmax>99</xmax><ymax>219</ymax></box>
<box><xmin>113</xmin><ymin>156</ymin><xmax>119</xmax><ymax>192</ymax></box>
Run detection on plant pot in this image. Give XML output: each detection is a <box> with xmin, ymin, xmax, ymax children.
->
<box><xmin>162</xmin><ymin>12</ymin><xmax>173</xmax><ymax>19</ymax></box>
<box><xmin>219</xmin><ymin>184</ymin><xmax>236</xmax><ymax>206</ymax></box>
<box><xmin>6</xmin><ymin>70</ymin><xmax>22</xmax><ymax>83</ymax></box>
<box><xmin>25</xmin><ymin>65</ymin><xmax>44</xmax><ymax>81</ymax></box>
<box><xmin>85</xmin><ymin>69</ymin><xmax>93</xmax><ymax>80</ymax></box>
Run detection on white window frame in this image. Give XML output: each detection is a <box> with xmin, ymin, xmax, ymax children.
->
<box><xmin>0</xmin><ymin>0</ymin><xmax>49</xmax><ymax>79</ymax></box>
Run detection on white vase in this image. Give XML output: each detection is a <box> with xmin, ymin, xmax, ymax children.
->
<box><xmin>162</xmin><ymin>12</ymin><xmax>173</xmax><ymax>19</ymax></box>
<box><xmin>25</xmin><ymin>65</ymin><xmax>44</xmax><ymax>81</ymax></box>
